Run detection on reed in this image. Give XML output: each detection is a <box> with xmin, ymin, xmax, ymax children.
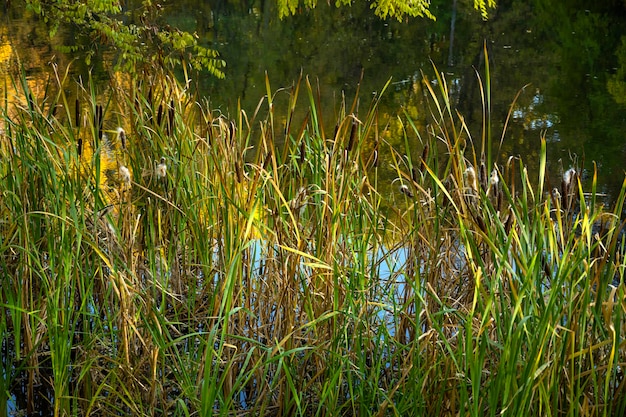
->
<box><xmin>1</xmin><ymin>61</ymin><xmax>625</xmax><ymax>416</ymax></box>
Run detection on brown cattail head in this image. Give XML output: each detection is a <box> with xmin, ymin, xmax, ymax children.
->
<box><xmin>207</xmin><ymin>122</ymin><xmax>213</xmax><ymax>146</ymax></box>
<box><xmin>300</xmin><ymin>139</ymin><xmax>306</xmax><ymax>167</ymax></box>
<box><xmin>346</xmin><ymin>118</ymin><xmax>357</xmax><ymax>153</ymax></box>
<box><xmin>157</xmin><ymin>104</ymin><xmax>163</xmax><ymax>127</ymax></box>
<box><xmin>95</xmin><ymin>105</ymin><xmax>104</xmax><ymax>140</ymax></box>
<box><xmin>332</xmin><ymin>123</ymin><xmax>339</xmax><ymax>141</ymax></box>
<box><xmin>168</xmin><ymin>99</ymin><xmax>175</xmax><ymax>136</ymax></box>
<box><xmin>479</xmin><ymin>161</ymin><xmax>488</xmax><ymax>192</ymax></box>
<box><xmin>75</xmin><ymin>98</ymin><xmax>80</xmax><ymax>128</ymax></box>
<box><xmin>229</xmin><ymin>121</ymin><xmax>236</xmax><ymax>147</ymax></box>
<box><xmin>117</xmin><ymin>127</ymin><xmax>126</xmax><ymax>149</ymax></box>
<box><xmin>147</xmin><ymin>87</ymin><xmax>153</xmax><ymax>108</ymax></box>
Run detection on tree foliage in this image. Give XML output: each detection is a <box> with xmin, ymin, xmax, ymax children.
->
<box><xmin>276</xmin><ymin>0</ymin><xmax>496</xmax><ymax>20</ymax></box>
<box><xmin>21</xmin><ymin>0</ymin><xmax>496</xmax><ymax>78</ymax></box>
<box><xmin>23</xmin><ymin>0</ymin><xmax>226</xmax><ymax>77</ymax></box>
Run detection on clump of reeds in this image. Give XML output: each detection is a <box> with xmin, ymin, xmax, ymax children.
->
<box><xmin>1</xmin><ymin>58</ymin><xmax>626</xmax><ymax>417</ymax></box>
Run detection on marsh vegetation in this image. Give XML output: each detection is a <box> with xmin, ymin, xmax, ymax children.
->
<box><xmin>1</xmin><ymin>59</ymin><xmax>626</xmax><ymax>416</ymax></box>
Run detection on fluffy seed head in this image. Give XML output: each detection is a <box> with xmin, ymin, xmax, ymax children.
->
<box><xmin>399</xmin><ymin>184</ymin><xmax>414</xmax><ymax>198</ymax></box>
<box><xmin>489</xmin><ymin>168</ymin><xmax>499</xmax><ymax>186</ymax></box>
<box><xmin>563</xmin><ymin>168</ymin><xmax>576</xmax><ymax>188</ymax></box>
<box><xmin>464</xmin><ymin>167</ymin><xmax>477</xmax><ymax>192</ymax></box>
<box><xmin>117</xmin><ymin>127</ymin><xmax>126</xmax><ymax>149</ymax></box>
<box><xmin>119</xmin><ymin>165</ymin><xmax>131</xmax><ymax>185</ymax></box>
<box><xmin>156</xmin><ymin>157</ymin><xmax>167</xmax><ymax>180</ymax></box>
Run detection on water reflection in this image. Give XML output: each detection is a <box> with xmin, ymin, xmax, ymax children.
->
<box><xmin>1</xmin><ymin>1</ymin><xmax>626</xmax><ymax>203</ymax></box>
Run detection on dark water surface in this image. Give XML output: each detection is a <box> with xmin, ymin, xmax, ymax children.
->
<box><xmin>2</xmin><ymin>1</ymin><xmax>626</xmax><ymax>200</ymax></box>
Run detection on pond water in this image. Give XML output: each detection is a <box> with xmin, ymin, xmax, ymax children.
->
<box><xmin>2</xmin><ymin>1</ymin><xmax>626</xmax><ymax>201</ymax></box>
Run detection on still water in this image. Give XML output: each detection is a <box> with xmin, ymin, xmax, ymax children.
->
<box><xmin>2</xmin><ymin>1</ymin><xmax>626</xmax><ymax>201</ymax></box>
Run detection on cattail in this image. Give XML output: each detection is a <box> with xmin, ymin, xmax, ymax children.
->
<box><xmin>119</xmin><ymin>165</ymin><xmax>131</xmax><ymax>186</ymax></box>
<box><xmin>332</xmin><ymin>123</ymin><xmax>339</xmax><ymax>141</ymax></box>
<box><xmin>550</xmin><ymin>187</ymin><xmax>561</xmax><ymax>209</ymax></box>
<box><xmin>156</xmin><ymin>157</ymin><xmax>167</xmax><ymax>180</ymax></box>
<box><xmin>299</xmin><ymin>139</ymin><xmax>306</xmax><ymax>166</ymax></box>
<box><xmin>75</xmin><ymin>98</ymin><xmax>80</xmax><ymax>128</ymax></box>
<box><xmin>207</xmin><ymin>121</ymin><xmax>214</xmax><ymax>146</ymax></box>
<box><xmin>479</xmin><ymin>161</ymin><xmax>488</xmax><ymax>192</ymax></box>
<box><xmin>168</xmin><ymin>99</ymin><xmax>175</xmax><ymax>136</ymax></box>
<box><xmin>77</xmin><ymin>138</ymin><xmax>83</xmax><ymax>157</ymax></box>
<box><xmin>157</xmin><ymin>104</ymin><xmax>163</xmax><ymax>127</ymax></box>
<box><xmin>563</xmin><ymin>168</ymin><xmax>576</xmax><ymax>186</ymax></box>
<box><xmin>487</xmin><ymin>168</ymin><xmax>499</xmax><ymax>198</ymax></box>
<box><xmin>490</xmin><ymin>168</ymin><xmax>499</xmax><ymax>187</ymax></box>
<box><xmin>346</xmin><ymin>118</ymin><xmax>357</xmax><ymax>152</ymax></box>
<box><xmin>95</xmin><ymin>105</ymin><xmax>103</xmax><ymax>140</ymax></box>
<box><xmin>147</xmin><ymin>87</ymin><xmax>153</xmax><ymax>108</ymax></box>
<box><xmin>464</xmin><ymin>166</ymin><xmax>478</xmax><ymax>193</ymax></box>
<box><xmin>263</xmin><ymin>150</ymin><xmax>272</xmax><ymax>171</ymax></box>
<box><xmin>229</xmin><ymin>121</ymin><xmax>236</xmax><ymax>146</ymax></box>
<box><xmin>419</xmin><ymin>144</ymin><xmax>429</xmax><ymax>173</ymax></box>
<box><xmin>475</xmin><ymin>213</ymin><xmax>487</xmax><ymax>233</ymax></box>
<box><xmin>235</xmin><ymin>159</ymin><xmax>243</xmax><ymax>183</ymax></box>
<box><xmin>399</xmin><ymin>184</ymin><xmax>414</xmax><ymax>198</ymax></box>
<box><xmin>562</xmin><ymin>168</ymin><xmax>577</xmax><ymax>210</ymax></box>
<box><xmin>117</xmin><ymin>127</ymin><xmax>126</xmax><ymax>149</ymax></box>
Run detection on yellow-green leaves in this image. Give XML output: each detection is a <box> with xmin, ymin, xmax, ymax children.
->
<box><xmin>277</xmin><ymin>0</ymin><xmax>496</xmax><ymax>21</ymax></box>
<box><xmin>475</xmin><ymin>0</ymin><xmax>497</xmax><ymax>20</ymax></box>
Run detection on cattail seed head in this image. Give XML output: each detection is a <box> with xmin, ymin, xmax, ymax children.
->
<box><xmin>561</xmin><ymin>168</ymin><xmax>578</xmax><ymax>211</ymax></box>
<box><xmin>464</xmin><ymin>166</ymin><xmax>477</xmax><ymax>192</ymax></box>
<box><xmin>550</xmin><ymin>187</ymin><xmax>561</xmax><ymax>209</ymax></box>
<box><xmin>563</xmin><ymin>168</ymin><xmax>576</xmax><ymax>188</ymax></box>
<box><xmin>156</xmin><ymin>157</ymin><xmax>167</xmax><ymax>180</ymax></box>
<box><xmin>399</xmin><ymin>184</ymin><xmax>414</xmax><ymax>198</ymax></box>
<box><xmin>117</xmin><ymin>127</ymin><xmax>126</xmax><ymax>149</ymax></box>
<box><xmin>489</xmin><ymin>168</ymin><xmax>499</xmax><ymax>187</ymax></box>
<box><xmin>119</xmin><ymin>165</ymin><xmax>131</xmax><ymax>186</ymax></box>
<box><xmin>487</xmin><ymin>168</ymin><xmax>500</xmax><ymax>201</ymax></box>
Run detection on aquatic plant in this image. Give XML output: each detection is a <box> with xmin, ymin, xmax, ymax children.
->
<box><xmin>1</xmin><ymin>60</ymin><xmax>625</xmax><ymax>417</ymax></box>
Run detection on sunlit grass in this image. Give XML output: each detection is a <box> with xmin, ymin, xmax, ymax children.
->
<box><xmin>1</xmin><ymin>59</ymin><xmax>626</xmax><ymax>417</ymax></box>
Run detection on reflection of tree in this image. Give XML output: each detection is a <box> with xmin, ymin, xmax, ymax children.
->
<box><xmin>200</xmin><ymin>0</ymin><xmax>436</xmax><ymax>123</ymax></box>
<box><xmin>608</xmin><ymin>38</ymin><xmax>626</xmax><ymax>106</ymax></box>
<box><xmin>439</xmin><ymin>0</ymin><xmax>626</xmax><ymax>202</ymax></box>
<box><xmin>532</xmin><ymin>0</ymin><xmax>626</xmax><ymax>202</ymax></box>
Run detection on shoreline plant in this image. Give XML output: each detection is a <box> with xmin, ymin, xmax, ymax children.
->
<box><xmin>1</xmin><ymin>58</ymin><xmax>625</xmax><ymax>416</ymax></box>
